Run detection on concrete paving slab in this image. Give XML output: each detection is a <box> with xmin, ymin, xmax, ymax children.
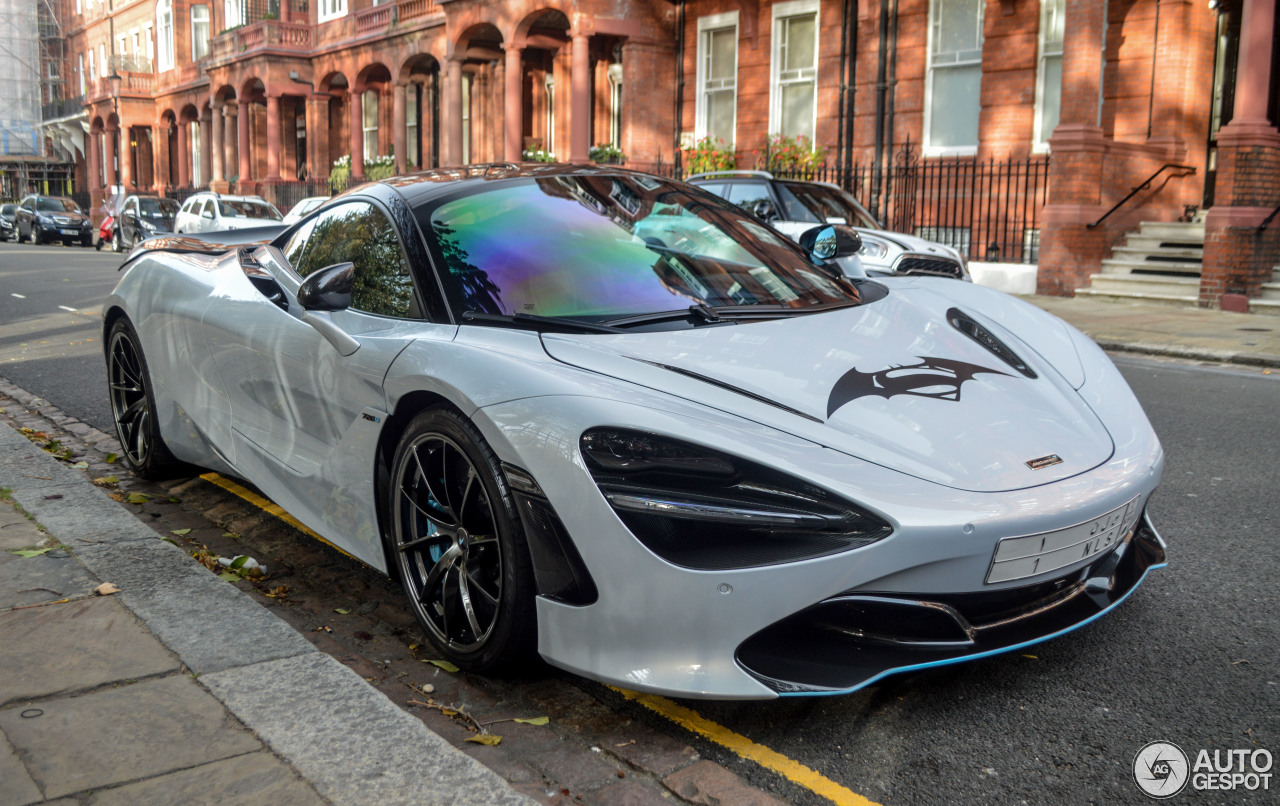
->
<box><xmin>74</xmin><ymin>539</ymin><xmax>316</xmax><ymax>675</ymax></box>
<box><xmin>9</xmin><ymin>483</ymin><xmax>159</xmax><ymax>546</ymax></box>
<box><xmin>86</xmin><ymin>751</ymin><xmax>327</xmax><ymax>806</ymax></box>
<box><xmin>0</xmin><ymin>421</ymin><xmax>27</xmax><ymax>446</ymax></box>
<box><xmin>0</xmin><ymin>729</ymin><xmax>42</xmax><ymax>806</ymax></box>
<box><xmin>0</xmin><ymin>506</ymin><xmax>46</xmax><ymax>552</ymax></box>
<box><xmin>0</xmin><ymin>444</ymin><xmax>69</xmax><ymax>494</ymax></box>
<box><xmin>0</xmin><ymin>596</ymin><xmax>180</xmax><ymax>706</ymax></box>
<box><xmin>0</xmin><ymin>675</ymin><xmax>262</xmax><ymax>800</ymax></box>
<box><xmin>0</xmin><ymin>551</ymin><xmax>98</xmax><ymax>610</ymax></box>
<box><xmin>201</xmin><ymin>652</ymin><xmax>534</xmax><ymax>806</ymax></box>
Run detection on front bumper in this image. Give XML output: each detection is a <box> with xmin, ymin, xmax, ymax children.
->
<box><xmin>39</xmin><ymin>222</ymin><xmax>91</xmax><ymax>239</ymax></box>
<box><xmin>737</xmin><ymin>512</ymin><xmax>1166</xmax><ymax>695</ymax></box>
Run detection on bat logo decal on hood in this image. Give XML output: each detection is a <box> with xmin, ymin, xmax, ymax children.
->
<box><xmin>827</xmin><ymin>357</ymin><xmax>1013</xmax><ymax>418</ymax></box>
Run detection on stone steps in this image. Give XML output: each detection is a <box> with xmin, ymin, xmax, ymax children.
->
<box><xmin>1077</xmin><ymin>274</ymin><xmax>1201</xmax><ymax>305</ymax></box>
<box><xmin>1078</xmin><ymin>221</ymin><xmax>1205</xmax><ymax>308</ymax></box>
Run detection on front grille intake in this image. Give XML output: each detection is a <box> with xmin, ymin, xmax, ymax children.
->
<box><xmin>893</xmin><ymin>254</ymin><xmax>963</xmax><ymax>278</ymax></box>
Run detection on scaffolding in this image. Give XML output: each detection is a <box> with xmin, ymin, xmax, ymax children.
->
<box><xmin>0</xmin><ymin>0</ymin><xmax>42</xmax><ymax>159</ymax></box>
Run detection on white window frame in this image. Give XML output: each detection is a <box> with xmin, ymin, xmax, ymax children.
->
<box><xmin>190</xmin><ymin>6</ymin><xmax>210</xmax><ymax>61</ymax></box>
<box><xmin>318</xmin><ymin>0</ymin><xmax>347</xmax><ymax>23</ymax></box>
<box><xmin>541</xmin><ymin>73</ymin><xmax>552</xmax><ymax>156</ymax></box>
<box><xmin>224</xmin><ymin>0</ymin><xmax>243</xmax><ymax>28</ymax></box>
<box><xmin>75</xmin><ymin>0</ymin><xmax>81</xmax><ymax>14</ymax></box>
<box><xmin>769</xmin><ymin>0</ymin><xmax>820</xmax><ymax>140</ymax></box>
<box><xmin>362</xmin><ymin>89</ymin><xmax>379</xmax><ymax>161</ymax></box>
<box><xmin>144</xmin><ymin>24</ymin><xmax>154</xmax><ymax>61</ymax></box>
<box><xmin>156</xmin><ymin>0</ymin><xmax>174</xmax><ymax>72</ymax></box>
<box><xmin>695</xmin><ymin>10</ymin><xmax>739</xmax><ymax>146</ymax></box>
<box><xmin>78</xmin><ymin>53</ymin><xmax>86</xmax><ymax>95</ymax></box>
<box><xmin>607</xmin><ymin>62</ymin><xmax>623</xmax><ymax>148</ymax></box>
<box><xmin>98</xmin><ymin>44</ymin><xmax>106</xmax><ymax>78</ymax></box>
<box><xmin>88</xmin><ymin>49</ymin><xmax>95</xmax><ymax>87</ymax></box>
<box><xmin>923</xmin><ymin>0</ymin><xmax>984</xmax><ymax>157</ymax></box>
<box><xmin>1032</xmin><ymin>0</ymin><xmax>1064</xmax><ymax>152</ymax></box>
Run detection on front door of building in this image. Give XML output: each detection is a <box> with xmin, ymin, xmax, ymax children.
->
<box><xmin>1204</xmin><ymin>0</ymin><xmax>1243</xmax><ymax>208</ymax></box>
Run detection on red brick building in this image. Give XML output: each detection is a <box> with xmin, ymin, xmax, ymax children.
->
<box><xmin>44</xmin><ymin>0</ymin><xmax>1280</xmax><ymax>310</ymax></box>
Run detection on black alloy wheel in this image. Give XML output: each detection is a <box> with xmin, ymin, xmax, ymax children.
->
<box><xmin>106</xmin><ymin>319</ymin><xmax>181</xmax><ymax>479</ymax></box>
<box><xmin>388</xmin><ymin>409</ymin><xmax>536</xmax><ymax>672</ymax></box>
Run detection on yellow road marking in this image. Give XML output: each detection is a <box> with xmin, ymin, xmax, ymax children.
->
<box><xmin>198</xmin><ymin>472</ymin><xmax>358</xmax><ymax>561</ymax></box>
<box><xmin>200</xmin><ymin>472</ymin><xmax>875</xmax><ymax>806</ymax></box>
<box><xmin>611</xmin><ymin>686</ymin><xmax>882</xmax><ymax>806</ymax></box>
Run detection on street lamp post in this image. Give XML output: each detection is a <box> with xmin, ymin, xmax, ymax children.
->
<box><xmin>108</xmin><ymin>70</ymin><xmax>122</xmax><ymax>200</ymax></box>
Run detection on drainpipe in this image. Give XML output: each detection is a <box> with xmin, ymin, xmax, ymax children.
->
<box><xmin>884</xmin><ymin>0</ymin><xmax>899</xmax><ymax>176</ymax></box>
<box><xmin>674</xmin><ymin>0</ymin><xmax>685</xmax><ymax>176</ymax></box>
<box><xmin>837</xmin><ymin>0</ymin><xmax>849</xmax><ymax>171</ymax></box>
<box><xmin>843</xmin><ymin>0</ymin><xmax>858</xmax><ymax>180</ymax></box>
<box><xmin>871</xmin><ymin>0</ymin><xmax>889</xmax><ymax>218</ymax></box>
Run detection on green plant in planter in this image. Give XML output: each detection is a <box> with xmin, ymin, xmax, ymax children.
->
<box><xmin>521</xmin><ymin>148</ymin><xmax>556</xmax><ymax>163</ymax></box>
<box><xmin>683</xmin><ymin>136</ymin><xmax>735</xmax><ymax>174</ymax></box>
<box><xmin>758</xmin><ymin>134</ymin><xmax>825</xmax><ymax>173</ymax></box>
<box><xmin>589</xmin><ymin>143</ymin><xmax>626</xmax><ymax>164</ymax></box>
<box><xmin>329</xmin><ymin>154</ymin><xmax>397</xmax><ymax>191</ymax></box>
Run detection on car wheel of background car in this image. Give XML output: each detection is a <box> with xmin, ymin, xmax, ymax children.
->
<box><xmin>81</xmin><ymin>233</ymin><xmax>92</xmax><ymax>247</ymax></box>
<box><xmin>388</xmin><ymin>408</ymin><xmax>537</xmax><ymax>672</ymax></box>
<box><xmin>106</xmin><ymin>318</ymin><xmax>184</xmax><ymax>480</ymax></box>
<box><xmin>112</xmin><ymin>228</ymin><xmax>122</xmax><ymax>253</ymax></box>
<box><xmin>28</xmin><ymin>226</ymin><xmax>39</xmax><ymax>245</ymax></box>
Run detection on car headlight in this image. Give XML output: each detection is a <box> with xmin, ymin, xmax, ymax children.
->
<box><xmin>139</xmin><ymin>219</ymin><xmax>156</xmax><ymax>232</ymax></box>
<box><xmin>857</xmin><ymin>236</ymin><xmax>890</xmax><ymax>260</ymax></box>
<box><xmin>580</xmin><ymin>428</ymin><xmax>892</xmax><ymax>570</ymax></box>
<box><xmin>36</xmin><ymin>214</ymin><xmax>53</xmax><ymax>225</ymax></box>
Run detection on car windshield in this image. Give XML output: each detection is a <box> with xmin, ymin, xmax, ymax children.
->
<box><xmin>779</xmin><ymin>183</ymin><xmax>880</xmax><ymax>229</ymax></box>
<box><xmin>219</xmin><ymin>200</ymin><xmax>281</xmax><ymax>220</ymax></box>
<box><xmin>421</xmin><ymin>175</ymin><xmax>859</xmax><ymax>321</ymax></box>
<box><xmin>0</xmin><ymin>204</ymin><xmax>15</xmax><ymax>215</ymax></box>
<box><xmin>37</xmin><ymin>197</ymin><xmax>79</xmax><ymax>213</ymax></box>
<box><xmin>141</xmin><ymin>198</ymin><xmax>179</xmax><ymax>218</ymax></box>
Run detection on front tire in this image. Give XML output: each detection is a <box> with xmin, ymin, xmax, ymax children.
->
<box><xmin>111</xmin><ymin>228</ymin><xmax>122</xmax><ymax>253</ymax></box>
<box><xmin>106</xmin><ymin>318</ymin><xmax>183</xmax><ymax>479</ymax></box>
<box><xmin>387</xmin><ymin>408</ymin><xmax>537</xmax><ymax>672</ymax></box>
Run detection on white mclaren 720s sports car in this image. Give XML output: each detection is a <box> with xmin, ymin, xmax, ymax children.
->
<box><xmin>103</xmin><ymin>164</ymin><xmax>1166</xmax><ymax>700</ymax></box>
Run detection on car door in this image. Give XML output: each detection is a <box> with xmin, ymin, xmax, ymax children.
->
<box><xmin>17</xmin><ymin>196</ymin><xmax>34</xmax><ymax>238</ymax></box>
<box><xmin>201</xmin><ymin>199</ymin><xmax>445</xmax><ymax>566</ymax></box>
<box><xmin>121</xmin><ymin>197</ymin><xmax>139</xmax><ymax>245</ymax></box>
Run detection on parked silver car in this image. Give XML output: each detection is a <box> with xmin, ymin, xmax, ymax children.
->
<box><xmin>688</xmin><ymin>170</ymin><xmax>970</xmax><ymax>280</ymax></box>
<box><xmin>174</xmin><ymin>192</ymin><xmax>283</xmax><ymax>234</ymax></box>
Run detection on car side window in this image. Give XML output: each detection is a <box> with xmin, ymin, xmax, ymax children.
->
<box><xmin>201</xmin><ymin>199</ymin><xmax>215</xmax><ymax>219</ymax></box>
<box><xmin>294</xmin><ymin>201</ymin><xmax>418</xmax><ymax>319</ymax></box>
<box><xmin>281</xmin><ymin>217</ymin><xmax>316</xmax><ymax>269</ymax></box>
<box><xmin>724</xmin><ymin>182</ymin><xmax>777</xmax><ymax>220</ymax></box>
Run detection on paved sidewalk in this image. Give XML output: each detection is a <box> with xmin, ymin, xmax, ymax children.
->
<box><xmin>0</xmin><ymin>420</ymin><xmax>531</xmax><ymax>806</ymax></box>
<box><xmin>1025</xmin><ymin>295</ymin><xmax>1280</xmax><ymax>368</ymax></box>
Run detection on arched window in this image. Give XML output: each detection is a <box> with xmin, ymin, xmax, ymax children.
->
<box><xmin>156</xmin><ymin>0</ymin><xmax>174</xmax><ymax>72</ymax></box>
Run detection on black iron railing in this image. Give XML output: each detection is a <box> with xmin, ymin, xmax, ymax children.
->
<box><xmin>42</xmin><ymin>96</ymin><xmax>86</xmax><ymax>121</ymax></box>
<box><xmin>1259</xmin><ymin>203</ymin><xmax>1280</xmax><ymax>233</ymax></box>
<box><xmin>1088</xmin><ymin>164</ymin><xmax>1197</xmax><ymax>229</ymax></box>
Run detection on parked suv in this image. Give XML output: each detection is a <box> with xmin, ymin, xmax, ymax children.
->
<box><xmin>14</xmin><ymin>195</ymin><xmax>93</xmax><ymax>246</ymax></box>
<box><xmin>174</xmin><ymin>192</ymin><xmax>283</xmax><ymax>234</ymax></box>
<box><xmin>0</xmin><ymin>203</ymin><xmax>16</xmax><ymax>241</ymax></box>
<box><xmin>686</xmin><ymin>171</ymin><xmax>969</xmax><ymax>280</ymax></box>
<box><xmin>114</xmin><ymin>195</ymin><xmax>180</xmax><ymax>252</ymax></box>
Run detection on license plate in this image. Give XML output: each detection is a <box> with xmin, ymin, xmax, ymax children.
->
<box><xmin>60</xmin><ymin>229</ymin><xmax>77</xmax><ymax>235</ymax></box>
<box><xmin>986</xmin><ymin>496</ymin><xmax>1143</xmax><ymax>583</ymax></box>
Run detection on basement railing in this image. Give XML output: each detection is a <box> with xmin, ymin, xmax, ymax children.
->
<box><xmin>1088</xmin><ymin>164</ymin><xmax>1197</xmax><ymax>229</ymax></box>
<box><xmin>1258</xmin><ymin>203</ymin><xmax>1280</xmax><ymax>233</ymax></box>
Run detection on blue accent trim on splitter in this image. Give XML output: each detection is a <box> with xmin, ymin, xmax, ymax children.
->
<box><xmin>779</xmin><ymin>558</ymin><xmax>1167</xmax><ymax>698</ymax></box>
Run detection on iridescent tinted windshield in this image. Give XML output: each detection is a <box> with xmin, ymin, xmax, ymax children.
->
<box><xmin>423</xmin><ymin>176</ymin><xmax>858</xmax><ymax>320</ymax></box>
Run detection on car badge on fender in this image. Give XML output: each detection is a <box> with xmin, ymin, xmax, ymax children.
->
<box><xmin>1026</xmin><ymin>454</ymin><xmax>1064</xmax><ymax>470</ymax></box>
<box><xmin>827</xmin><ymin>357</ymin><xmax>1012</xmax><ymax>418</ymax></box>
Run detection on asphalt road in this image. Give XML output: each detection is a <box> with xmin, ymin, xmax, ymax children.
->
<box><xmin>0</xmin><ymin>239</ymin><xmax>123</xmax><ymax>431</ymax></box>
<box><xmin>1</xmin><ymin>244</ymin><xmax>1276</xmax><ymax>805</ymax></box>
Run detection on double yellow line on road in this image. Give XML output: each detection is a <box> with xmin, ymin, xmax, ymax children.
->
<box><xmin>201</xmin><ymin>471</ymin><xmax>882</xmax><ymax>806</ymax></box>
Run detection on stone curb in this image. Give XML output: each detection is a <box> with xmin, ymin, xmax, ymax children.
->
<box><xmin>1091</xmin><ymin>338</ymin><xmax>1280</xmax><ymax>369</ymax></box>
<box><xmin>0</xmin><ymin>419</ymin><xmax>533</xmax><ymax>806</ymax></box>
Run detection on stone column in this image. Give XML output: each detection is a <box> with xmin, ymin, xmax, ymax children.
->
<box><xmin>237</xmin><ymin>99</ymin><xmax>251</xmax><ymax>184</ymax></box>
<box><xmin>211</xmin><ymin>99</ymin><xmax>224</xmax><ymax>183</ymax></box>
<box><xmin>266</xmin><ymin>94</ymin><xmax>282</xmax><ymax>181</ymax></box>
<box><xmin>87</xmin><ymin>130</ymin><xmax>99</xmax><ymax>193</ymax></box>
<box><xmin>306</xmin><ymin>93</ymin><xmax>330</xmax><ymax>183</ymax></box>
<box><xmin>1034</xmin><ymin>0</ymin><xmax>1111</xmax><ymax>296</ymax></box>
<box><xmin>152</xmin><ymin>121</ymin><xmax>168</xmax><ymax>191</ymax></box>
<box><xmin>199</xmin><ymin>108</ymin><xmax>212</xmax><ymax>186</ymax></box>
<box><xmin>1146</xmin><ymin>0</ymin><xmax>1192</xmax><ymax>157</ymax></box>
<box><xmin>349</xmin><ymin>90</ymin><xmax>366</xmax><ymax>180</ymax></box>
<box><xmin>393</xmin><ymin>82</ymin><xmax>407</xmax><ymax>175</ymax></box>
<box><xmin>504</xmin><ymin>46</ymin><xmax>523</xmax><ymax>162</ymax></box>
<box><xmin>1200</xmin><ymin>0</ymin><xmax>1280</xmax><ymax>308</ymax></box>
<box><xmin>177</xmin><ymin>120</ymin><xmax>190</xmax><ymax>187</ymax></box>
<box><xmin>444</xmin><ymin>58</ymin><xmax>462</xmax><ymax>166</ymax></box>
<box><xmin>107</xmin><ymin>128</ymin><xmax>119</xmax><ymax>188</ymax></box>
<box><xmin>119</xmin><ymin>125</ymin><xmax>134</xmax><ymax>190</ymax></box>
<box><xmin>570</xmin><ymin>34</ymin><xmax>590</xmax><ymax>163</ymax></box>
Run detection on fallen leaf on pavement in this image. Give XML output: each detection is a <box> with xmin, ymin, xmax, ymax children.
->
<box><xmin>95</xmin><ymin>582</ymin><xmax>120</xmax><ymax>596</ymax></box>
<box><xmin>428</xmin><ymin>660</ymin><xmax>460</xmax><ymax>673</ymax></box>
<box><xmin>218</xmin><ymin>572</ymin><xmax>240</xmax><ymax>582</ymax></box>
<box><xmin>465</xmin><ymin>734</ymin><xmax>502</xmax><ymax>746</ymax></box>
<box><xmin>104</xmin><ymin>453</ymin><xmax>118</xmax><ymax>463</ymax></box>
<box><xmin>1022</xmin><ymin>655</ymin><xmax>1038</xmax><ymax>660</ymax></box>
<box><xmin>333</xmin><ymin>607</ymin><xmax>351</xmax><ymax>614</ymax></box>
<box><xmin>126</xmin><ymin>492</ymin><xmax>150</xmax><ymax>504</ymax></box>
<box><xmin>264</xmin><ymin>585</ymin><xmax>290</xmax><ymax>599</ymax></box>
<box><xmin>513</xmin><ymin>717</ymin><xmax>550</xmax><ymax>726</ymax></box>
<box><xmin>71</xmin><ymin>462</ymin><xmax>89</xmax><ymax>469</ymax></box>
<box><xmin>11</xmin><ymin>548</ymin><xmax>53</xmax><ymax>558</ymax></box>
<box><xmin>171</xmin><ymin>528</ymin><xmax>192</xmax><ymax>536</ymax></box>
<box><xmin>93</xmin><ymin>476</ymin><xmax>119</xmax><ymax>485</ymax></box>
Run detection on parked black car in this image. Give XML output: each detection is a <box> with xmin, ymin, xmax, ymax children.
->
<box><xmin>0</xmin><ymin>203</ymin><xmax>16</xmax><ymax>241</ymax></box>
<box><xmin>114</xmin><ymin>195</ymin><xmax>180</xmax><ymax>252</ymax></box>
<box><xmin>15</xmin><ymin>195</ymin><xmax>93</xmax><ymax>246</ymax></box>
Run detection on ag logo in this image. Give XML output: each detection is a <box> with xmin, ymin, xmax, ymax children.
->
<box><xmin>826</xmin><ymin>357</ymin><xmax>1010</xmax><ymax>418</ymax></box>
<box><xmin>1134</xmin><ymin>741</ymin><xmax>1190</xmax><ymax>798</ymax></box>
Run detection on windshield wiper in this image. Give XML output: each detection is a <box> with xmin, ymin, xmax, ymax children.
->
<box><xmin>708</xmin><ymin>300</ymin><xmax>862</xmax><ymax>319</ymax></box>
<box><xmin>460</xmin><ymin>311</ymin><xmax>625</xmax><ymax>334</ymax></box>
<box><xmin>602</xmin><ymin>305</ymin><xmax>734</xmax><ymax>329</ymax></box>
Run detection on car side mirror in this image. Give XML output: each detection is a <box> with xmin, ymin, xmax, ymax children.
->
<box><xmin>298</xmin><ymin>262</ymin><xmax>355</xmax><ymax>312</ymax></box>
<box><xmin>799</xmin><ymin>224</ymin><xmax>862</xmax><ymax>262</ymax></box>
